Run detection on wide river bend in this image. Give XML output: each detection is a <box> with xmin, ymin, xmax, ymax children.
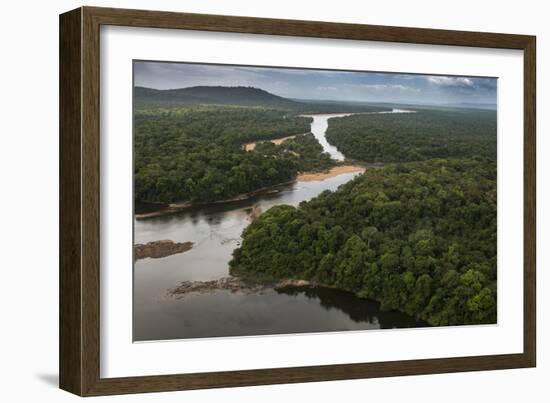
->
<box><xmin>134</xmin><ymin>111</ymin><xmax>425</xmax><ymax>341</ymax></box>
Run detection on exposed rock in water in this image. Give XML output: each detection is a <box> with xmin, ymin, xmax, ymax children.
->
<box><xmin>247</xmin><ymin>204</ymin><xmax>262</xmax><ymax>221</ymax></box>
<box><xmin>168</xmin><ymin>277</ymin><xmax>267</xmax><ymax>298</ymax></box>
<box><xmin>134</xmin><ymin>240</ymin><xmax>194</xmax><ymax>260</ymax></box>
<box><xmin>168</xmin><ymin>277</ymin><xmax>321</xmax><ymax>299</ymax></box>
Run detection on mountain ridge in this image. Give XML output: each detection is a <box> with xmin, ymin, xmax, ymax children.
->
<box><xmin>134</xmin><ymin>85</ymin><xmax>301</xmax><ymax>108</ymax></box>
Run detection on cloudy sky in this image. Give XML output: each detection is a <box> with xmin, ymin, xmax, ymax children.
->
<box><xmin>134</xmin><ymin>61</ymin><xmax>497</xmax><ymax>105</ymax></box>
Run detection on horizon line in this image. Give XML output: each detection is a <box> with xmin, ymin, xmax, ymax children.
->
<box><xmin>135</xmin><ymin>85</ymin><xmax>496</xmax><ymax>107</ymax></box>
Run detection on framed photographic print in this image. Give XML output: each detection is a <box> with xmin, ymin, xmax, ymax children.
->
<box><xmin>59</xmin><ymin>6</ymin><xmax>536</xmax><ymax>396</ymax></box>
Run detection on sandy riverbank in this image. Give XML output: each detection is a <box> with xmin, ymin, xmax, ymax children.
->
<box><xmin>297</xmin><ymin>165</ymin><xmax>366</xmax><ymax>182</ymax></box>
<box><xmin>135</xmin><ymin>166</ymin><xmax>367</xmax><ymax>219</ymax></box>
<box><xmin>243</xmin><ymin>134</ymin><xmax>303</xmax><ymax>151</ymax></box>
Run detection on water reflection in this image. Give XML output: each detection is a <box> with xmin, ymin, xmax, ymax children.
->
<box><xmin>135</xmin><ymin>285</ymin><xmax>427</xmax><ymax>341</ymax></box>
<box><xmin>277</xmin><ymin>287</ymin><xmax>427</xmax><ymax>329</ymax></box>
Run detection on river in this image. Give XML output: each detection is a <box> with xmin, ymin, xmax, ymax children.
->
<box><xmin>134</xmin><ymin>111</ymin><xmax>425</xmax><ymax>341</ymax></box>
<box><xmin>301</xmin><ymin>109</ymin><xmax>415</xmax><ymax>161</ymax></box>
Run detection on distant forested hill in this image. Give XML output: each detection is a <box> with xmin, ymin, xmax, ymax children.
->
<box><xmin>135</xmin><ymin>86</ymin><xmax>301</xmax><ymax>108</ymax></box>
<box><xmin>134</xmin><ymin>85</ymin><xmax>391</xmax><ymax>113</ymax></box>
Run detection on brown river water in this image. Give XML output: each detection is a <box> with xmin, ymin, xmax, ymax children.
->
<box><xmin>134</xmin><ymin>112</ymin><xmax>426</xmax><ymax>341</ymax></box>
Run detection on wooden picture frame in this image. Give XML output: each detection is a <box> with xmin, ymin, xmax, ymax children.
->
<box><xmin>59</xmin><ymin>6</ymin><xmax>536</xmax><ymax>396</ymax></box>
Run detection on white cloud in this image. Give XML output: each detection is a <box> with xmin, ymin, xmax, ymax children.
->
<box><xmin>359</xmin><ymin>84</ymin><xmax>419</xmax><ymax>92</ymax></box>
<box><xmin>427</xmin><ymin>76</ymin><xmax>474</xmax><ymax>87</ymax></box>
<box><xmin>316</xmin><ymin>86</ymin><xmax>337</xmax><ymax>91</ymax></box>
<box><xmin>359</xmin><ymin>84</ymin><xmax>386</xmax><ymax>90</ymax></box>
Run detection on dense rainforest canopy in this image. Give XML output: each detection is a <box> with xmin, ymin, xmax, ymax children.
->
<box><xmin>134</xmin><ymin>88</ymin><xmax>389</xmax><ymax>204</ymax></box>
<box><xmin>231</xmin><ymin>158</ymin><xmax>497</xmax><ymax>326</ymax></box>
<box><xmin>325</xmin><ymin>109</ymin><xmax>496</xmax><ymax>162</ymax></box>
<box><xmin>135</xmin><ymin>106</ymin><xmax>305</xmax><ymax>203</ymax></box>
<box><xmin>134</xmin><ymin>105</ymin><xmax>337</xmax><ymax>203</ymax></box>
<box><xmin>135</xmin><ymin>84</ymin><xmax>498</xmax><ymax>327</ymax></box>
<box><xmin>254</xmin><ymin>133</ymin><xmax>334</xmax><ymax>172</ymax></box>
